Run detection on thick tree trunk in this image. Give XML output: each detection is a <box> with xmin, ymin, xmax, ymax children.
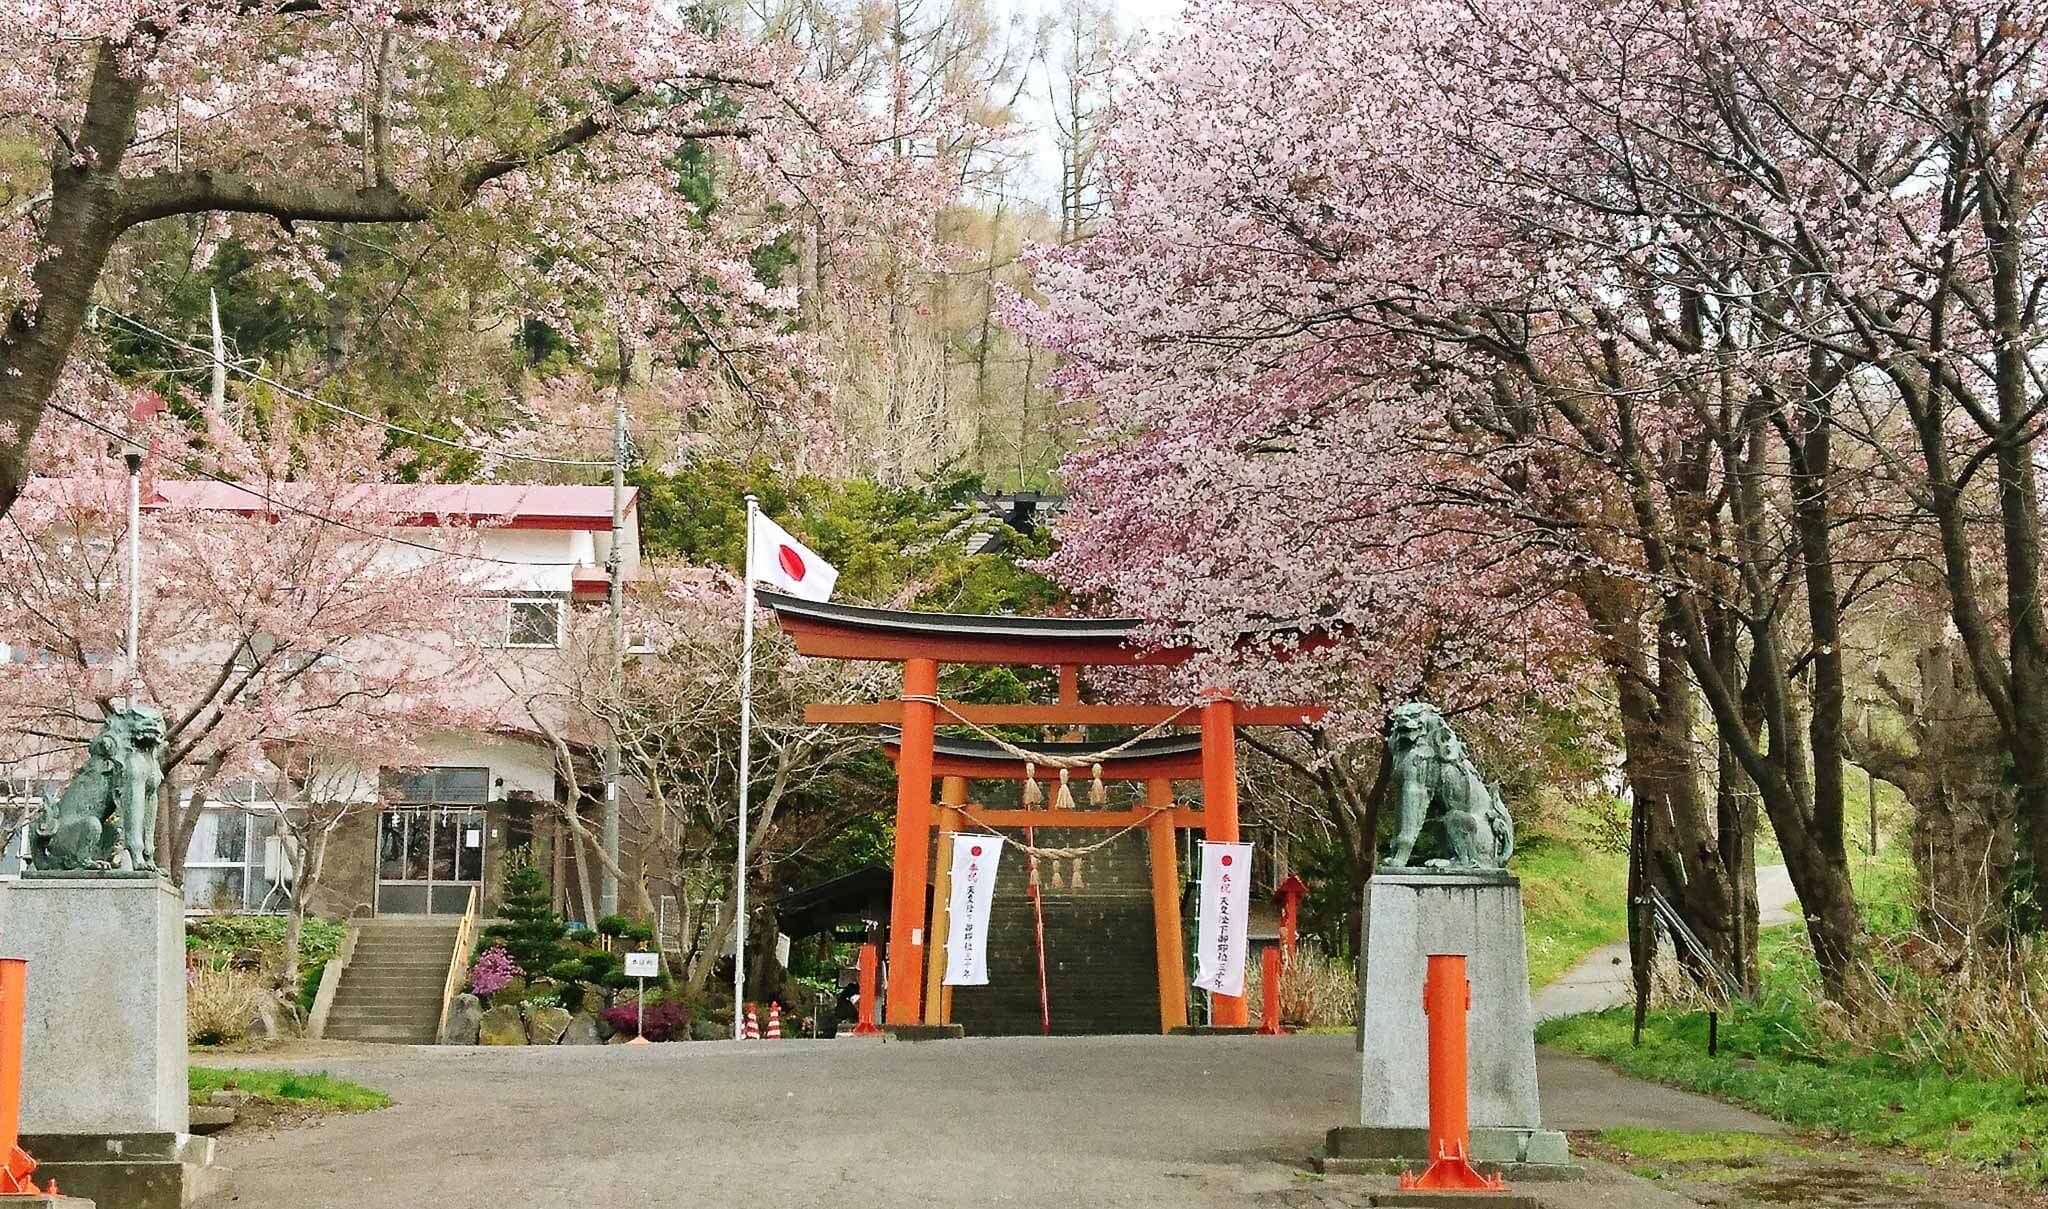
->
<box><xmin>0</xmin><ymin>45</ymin><xmax>146</xmax><ymax>515</ymax></box>
<box><xmin>1850</xmin><ymin>637</ymin><xmax>2015</xmax><ymax>946</ymax></box>
<box><xmin>1577</xmin><ymin>576</ymin><xmax>1748</xmax><ymax>988</ymax></box>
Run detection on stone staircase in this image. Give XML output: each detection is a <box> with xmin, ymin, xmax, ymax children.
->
<box><xmin>949</xmin><ymin>826</ymin><xmax>1168</xmax><ymax>1035</ymax></box>
<box><xmin>321</xmin><ymin>918</ymin><xmax>464</xmax><ymax>1044</ymax></box>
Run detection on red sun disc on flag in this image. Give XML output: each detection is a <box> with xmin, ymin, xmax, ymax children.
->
<box><xmin>1221</xmin><ymin>854</ymin><xmax>1233</xmax><ymax>866</ymax></box>
<box><xmin>971</xmin><ymin>846</ymin><xmax>984</xmax><ymax>856</ymax></box>
<box><xmin>777</xmin><ymin>544</ymin><xmax>807</xmax><ymax>580</ymax></box>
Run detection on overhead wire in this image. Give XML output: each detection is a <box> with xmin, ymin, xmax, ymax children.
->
<box><xmin>41</xmin><ymin>399</ymin><xmax>603</xmax><ymax>570</ymax></box>
<box><xmin>95</xmin><ymin>306</ymin><xmax>618</xmax><ymax>469</ymax></box>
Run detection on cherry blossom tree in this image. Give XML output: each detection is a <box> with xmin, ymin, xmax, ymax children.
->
<box><xmin>0</xmin><ymin>385</ymin><xmax>499</xmax><ymax>976</ymax></box>
<box><xmin>1010</xmin><ymin>0</ymin><xmax>2048</xmax><ymax>1003</ymax></box>
<box><xmin>0</xmin><ymin>0</ymin><xmax>956</xmax><ymax>516</ymax></box>
<box><xmin>515</xmin><ymin>566</ymin><xmax>891</xmax><ymax>991</ymax></box>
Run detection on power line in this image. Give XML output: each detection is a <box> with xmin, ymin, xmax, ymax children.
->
<box><xmin>96</xmin><ymin>306</ymin><xmax>618</xmax><ymax>470</ymax></box>
<box><xmin>42</xmin><ymin>399</ymin><xmax>601</xmax><ymax>570</ymax></box>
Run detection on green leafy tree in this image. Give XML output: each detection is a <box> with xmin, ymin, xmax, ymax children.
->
<box><xmin>488</xmin><ymin>860</ymin><xmax>568</xmax><ymax>977</ymax></box>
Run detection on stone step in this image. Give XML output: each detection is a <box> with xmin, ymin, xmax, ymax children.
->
<box><xmin>331</xmin><ymin>994</ymin><xmax>445</xmax><ymax>1008</ymax></box>
<box><xmin>326</xmin><ymin>1014</ymin><xmax>440</xmax><ymax>1029</ymax></box>
<box><xmin>348</xmin><ymin>946</ymin><xmax>460</xmax><ymax>959</ymax></box>
<box><xmin>323</xmin><ymin>1025</ymin><xmax>436</xmax><ymax>1043</ymax></box>
<box><xmin>327</xmin><ymin>995</ymin><xmax>444</xmax><ymax>1012</ymax></box>
<box><xmin>321</xmin><ymin>915</ymin><xmax>466</xmax><ymax>1044</ymax></box>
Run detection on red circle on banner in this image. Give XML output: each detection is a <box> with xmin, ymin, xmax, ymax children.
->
<box><xmin>971</xmin><ymin>845</ymin><xmax>984</xmax><ymax>856</ymax></box>
<box><xmin>1220</xmin><ymin>854</ymin><xmax>1233</xmax><ymax>866</ymax></box>
<box><xmin>777</xmin><ymin>544</ymin><xmax>807</xmax><ymax>580</ymax></box>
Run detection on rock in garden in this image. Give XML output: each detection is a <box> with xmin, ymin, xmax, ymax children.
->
<box><xmin>525</xmin><ymin>1004</ymin><xmax>573</xmax><ymax>1045</ymax></box>
<box><xmin>441</xmin><ymin>993</ymin><xmax>484</xmax><ymax>1045</ymax></box>
<box><xmin>561</xmin><ymin>1011</ymin><xmax>603</xmax><ymax>1045</ymax></box>
<box><xmin>691</xmin><ymin>1018</ymin><xmax>731</xmax><ymax>1042</ymax></box>
<box><xmin>478</xmin><ymin>1004</ymin><xmax>527</xmax><ymax>1045</ymax></box>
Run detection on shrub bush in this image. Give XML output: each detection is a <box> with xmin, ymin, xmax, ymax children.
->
<box><xmin>187</xmin><ymin>966</ymin><xmax>269</xmax><ymax>1046</ymax></box>
<box><xmin>468</xmin><ymin>944</ymin><xmax>522</xmax><ymax>1000</ymax></box>
<box><xmin>298</xmin><ymin>960</ymin><xmax>328</xmax><ymax>1012</ymax></box>
<box><xmin>495</xmin><ymin>855</ymin><xmax>567</xmax><ymax>973</ymax></box>
<box><xmin>187</xmin><ymin>915</ymin><xmax>345</xmax><ymax>980</ymax></box>
<box><xmin>603</xmin><ymin>997</ymin><xmax>690</xmax><ymax>1042</ymax></box>
<box><xmin>1245</xmin><ymin>942</ymin><xmax>1357</xmax><ymax>1029</ymax></box>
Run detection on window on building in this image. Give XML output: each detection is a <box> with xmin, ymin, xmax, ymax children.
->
<box><xmin>385</xmin><ymin>766</ymin><xmax>489</xmax><ymax>806</ymax></box>
<box><xmin>506</xmin><ymin>598</ymin><xmax>563</xmax><ymax>648</ymax></box>
<box><xmin>378</xmin><ymin>766</ymin><xmax>489</xmax><ymax>897</ymax></box>
<box><xmin>0</xmin><ymin>778</ymin><xmax>59</xmax><ymax>878</ymax></box>
<box><xmin>183</xmin><ymin>782</ymin><xmax>296</xmax><ymax>914</ymax></box>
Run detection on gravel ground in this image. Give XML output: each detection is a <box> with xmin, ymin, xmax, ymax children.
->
<box><xmin>195</xmin><ymin>1034</ymin><xmax>1743</xmax><ymax>1209</ymax></box>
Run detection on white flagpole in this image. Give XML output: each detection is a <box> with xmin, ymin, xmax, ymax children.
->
<box><xmin>734</xmin><ymin>494</ymin><xmax>759</xmax><ymax>1039</ymax></box>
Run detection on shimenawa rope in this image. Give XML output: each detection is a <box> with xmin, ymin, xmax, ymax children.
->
<box><xmin>940</xmin><ymin>801</ymin><xmax>1173</xmax><ymax>859</ymax></box>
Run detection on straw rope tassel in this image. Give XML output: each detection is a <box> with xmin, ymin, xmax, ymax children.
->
<box><xmin>1054</xmin><ymin>768</ymin><xmax>1076</xmax><ymax>811</ymax></box>
<box><xmin>1089</xmin><ymin>763</ymin><xmax>1106</xmax><ymax>806</ymax></box>
<box><xmin>1022</xmin><ymin>762</ymin><xmax>1042</xmax><ymax>806</ymax></box>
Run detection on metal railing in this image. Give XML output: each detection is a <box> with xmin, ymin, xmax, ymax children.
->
<box><xmin>435</xmin><ymin>885</ymin><xmax>481</xmax><ymax>1044</ymax></box>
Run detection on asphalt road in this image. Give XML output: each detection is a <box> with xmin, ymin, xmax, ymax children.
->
<box><xmin>196</xmin><ymin>1035</ymin><xmax>1769</xmax><ymax>1209</ymax></box>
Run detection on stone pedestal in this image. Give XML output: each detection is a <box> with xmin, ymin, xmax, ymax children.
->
<box><xmin>0</xmin><ymin>877</ymin><xmax>187</xmax><ymax>1135</ymax></box>
<box><xmin>1346</xmin><ymin>871</ymin><xmax>1570</xmax><ymax>1172</ymax></box>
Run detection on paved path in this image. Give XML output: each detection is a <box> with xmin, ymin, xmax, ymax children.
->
<box><xmin>197</xmin><ymin>1035</ymin><xmax>1777</xmax><ymax>1209</ymax></box>
<box><xmin>1533</xmin><ymin>864</ymin><xmax>1798</xmax><ymax>1022</ymax></box>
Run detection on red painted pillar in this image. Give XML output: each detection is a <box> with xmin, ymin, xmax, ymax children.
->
<box><xmin>1201</xmin><ymin>697</ymin><xmax>1249</xmax><ymax>1027</ymax></box>
<box><xmin>0</xmin><ymin>958</ymin><xmax>44</xmax><ymax>1195</ymax></box>
<box><xmin>1146</xmin><ymin>777</ymin><xmax>1189</xmax><ymax>1033</ymax></box>
<box><xmin>852</xmin><ymin>944</ymin><xmax>882</xmax><ymax>1036</ymax></box>
<box><xmin>886</xmin><ymin>657</ymin><xmax>939</xmax><ymax>1026</ymax></box>
<box><xmin>1399</xmin><ymin>954</ymin><xmax>1506</xmax><ymax>1192</ymax></box>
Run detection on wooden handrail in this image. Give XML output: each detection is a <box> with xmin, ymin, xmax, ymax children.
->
<box><xmin>435</xmin><ymin>886</ymin><xmax>481</xmax><ymax>1044</ymax></box>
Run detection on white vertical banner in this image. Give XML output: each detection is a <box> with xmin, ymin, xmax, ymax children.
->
<box><xmin>1194</xmin><ymin>841</ymin><xmax>1254</xmax><ymax>996</ymax></box>
<box><xmin>943</xmin><ymin>834</ymin><xmax>1005</xmax><ymax>986</ymax></box>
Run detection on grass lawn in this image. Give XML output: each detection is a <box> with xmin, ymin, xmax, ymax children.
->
<box><xmin>190</xmin><ymin>1067</ymin><xmax>390</xmax><ymax>1112</ymax></box>
<box><xmin>1513</xmin><ymin>835</ymin><xmax>1628</xmax><ymax>989</ymax></box>
<box><xmin>1539</xmin><ymin>924</ymin><xmax>2048</xmax><ymax>1186</ymax></box>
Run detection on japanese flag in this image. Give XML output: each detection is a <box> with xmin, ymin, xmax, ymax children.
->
<box><xmin>748</xmin><ymin>511</ymin><xmax>838</xmax><ymax>602</ymax></box>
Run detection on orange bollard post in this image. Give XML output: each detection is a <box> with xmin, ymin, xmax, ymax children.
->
<box><xmin>851</xmin><ymin>944</ymin><xmax>882</xmax><ymax>1036</ymax></box>
<box><xmin>1398</xmin><ymin>954</ymin><xmax>1508</xmax><ymax>1193</ymax></box>
<box><xmin>0</xmin><ymin>958</ymin><xmax>51</xmax><ymax>1197</ymax></box>
<box><xmin>1256</xmin><ymin>947</ymin><xmax>1287</xmax><ymax>1036</ymax></box>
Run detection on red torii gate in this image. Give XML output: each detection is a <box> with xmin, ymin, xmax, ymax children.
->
<box><xmin>761</xmin><ymin>589</ymin><xmax>1323</xmax><ymax>1032</ymax></box>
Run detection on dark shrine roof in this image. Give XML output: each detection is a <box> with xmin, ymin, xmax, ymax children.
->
<box><xmin>759</xmin><ymin>590</ymin><xmax>1144</xmax><ymax>639</ymax></box>
<box><xmin>758</xmin><ymin>588</ymin><xmax>1190</xmax><ymax>665</ymax></box>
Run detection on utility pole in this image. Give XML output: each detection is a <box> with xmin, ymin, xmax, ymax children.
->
<box><xmin>600</xmin><ymin>394</ymin><xmax>625</xmax><ymax>918</ymax></box>
<box><xmin>123</xmin><ymin>437</ymin><xmax>142</xmax><ymax>701</ymax></box>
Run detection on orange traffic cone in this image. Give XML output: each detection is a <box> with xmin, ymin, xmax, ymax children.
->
<box><xmin>767</xmin><ymin>1002</ymin><xmax>782</xmax><ymax>1040</ymax></box>
<box><xmin>743</xmin><ymin>1002</ymin><xmax>761</xmax><ymax>1041</ymax></box>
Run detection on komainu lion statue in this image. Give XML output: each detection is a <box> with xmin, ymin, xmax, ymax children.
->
<box><xmin>1382</xmin><ymin>702</ymin><xmax>1514</xmax><ymax>872</ymax></box>
<box><xmin>28</xmin><ymin>706</ymin><xmax>168</xmax><ymax>873</ymax></box>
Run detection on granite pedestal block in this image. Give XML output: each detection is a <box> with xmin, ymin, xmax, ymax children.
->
<box><xmin>17</xmin><ymin>1133</ymin><xmax>220</xmax><ymax>1209</ymax></box>
<box><xmin>0</xmin><ymin>877</ymin><xmax>187</xmax><ymax>1135</ymax></box>
<box><xmin>1354</xmin><ymin>872</ymin><xmax>1566</xmax><ymax>1164</ymax></box>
